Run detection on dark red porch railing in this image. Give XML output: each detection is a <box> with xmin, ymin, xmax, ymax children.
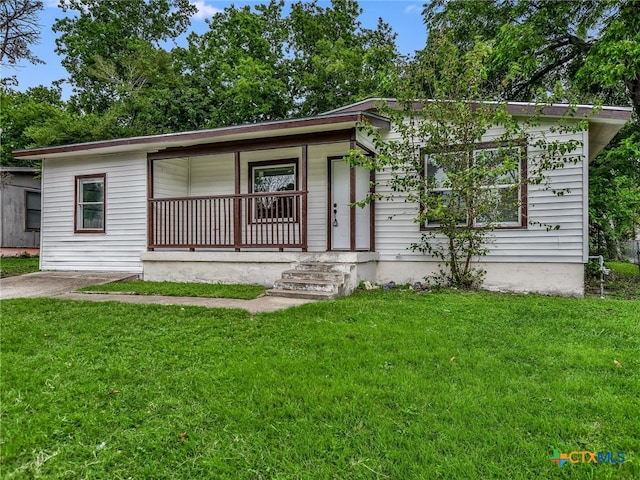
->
<box><xmin>148</xmin><ymin>191</ymin><xmax>307</xmax><ymax>250</ymax></box>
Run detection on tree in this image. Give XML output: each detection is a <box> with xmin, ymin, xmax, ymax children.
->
<box><xmin>0</xmin><ymin>0</ymin><xmax>43</xmax><ymax>68</ymax></box>
<box><xmin>287</xmin><ymin>0</ymin><xmax>400</xmax><ymax>116</ymax></box>
<box><xmin>423</xmin><ymin>0</ymin><xmax>639</xmax><ymax>113</ymax></box>
<box><xmin>589</xmin><ymin>123</ymin><xmax>640</xmax><ymax>258</ymax></box>
<box><xmin>53</xmin><ymin>0</ymin><xmax>196</xmax><ymax>114</ymax></box>
<box><xmin>0</xmin><ymin>84</ymin><xmax>120</xmax><ymax>165</ymax></box>
<box><xmin>348</xmin><ymin>32</ymin><xmax>584</xmax><ymax>287</ymax></box>
<box><xmin>175</xmin><ymin>0</ymin><xmax>292</xmax><ymax>129</ymax></box>
<box><xmin>0</xmin><ymin>84</ymin><xmax>63</xmax><ymax>166</ymax></box>
<box><xmin>83</xmin><ymin>41</ymin><xmax>185</xmax><ymax>136</ymax></box>
<box><xmin>173</xmin><ymin>0</ymin><xmax>402</xmax><ymax>127</ymax></box>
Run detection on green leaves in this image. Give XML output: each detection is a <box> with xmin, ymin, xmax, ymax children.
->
<box><xmin>1</xmin><ymin>85</ymin><xmax>64</xmax><ymax>165</ymax></box>
<box><xmin>286</xmin><ymin>0</ymin><xmax>400</xmax><ymax>115</ymax></box>
<box><xmin>589</xmin><ymin>123</ymin><xmax>640</xmax><ymax>258</ymax></box>
<box><xmin>423</xmin><ymin>0</ymin><xmax>636</xmax><ymax>111</ymax></box>
<box><xmin>54</xmin><ymin>0</ymin><xmax>197</xmax><ymax>115</ymax></box>
<box><xmin>179</xmin><ymin>1</ymin><xmax>292</xmax><ymax>128</ymax></box>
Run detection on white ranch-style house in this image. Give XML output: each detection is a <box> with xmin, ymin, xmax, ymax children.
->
<box><xmin>13</xmin><ymin>99</ymin><xmax>632</xmax><ymax>297</ymax></box>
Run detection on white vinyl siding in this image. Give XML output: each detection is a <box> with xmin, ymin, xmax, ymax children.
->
<box><xmin>374</xmin><ymin>121</ymin><xmax>588</xmax><ymax>263</ymax></box>
<box><xmin>153</xmin><ymin>158</ymin><xmax>189</xmax><ymax>197</ymax></box>
<box><xmin>190</xmin><ymin>154</ymin><xmax>235</xmax><ymax>196</ymax></box>
<box><xmin>40</xmin><ymin>153</ymin><xmax>147</xmax><ymax>272</ymax></box>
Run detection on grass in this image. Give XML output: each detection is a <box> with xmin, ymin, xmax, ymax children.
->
<box><xmin>0</xmin><ymin>255</ymin><xmax>39</xmax><ymax>278</ymax></box>
<box><xmin>78</xmin><ymin>280</ymin><xmax>265</xmax><ymax>300</ymax></box>
<box><xmin>1</xmin><ymin>290</ymin><xmax>638</xmax><ymax>479</ymax></box>
<box><xmin>607</xmin><ymin>261</ymin><xmax>640</xmax><ymax>278</ymax></box>
<box><xmin>586</xmin><ymin>261</ymin><xmax>640</xmax><ymax>300</ymax></box>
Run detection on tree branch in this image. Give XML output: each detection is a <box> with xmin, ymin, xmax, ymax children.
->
<box><xmin>510</xmin><ymin>49</ymin><xmax>582</xmax><ymax>98</ymax></box>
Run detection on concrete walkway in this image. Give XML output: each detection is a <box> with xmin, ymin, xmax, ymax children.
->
<box><xmin>0</xmin><ymin>271</ymin><xmax>316</xmax><ymax>313</ymax></box>
<box><xmin>59</xmin><ymin>292</ymin><xmax>315</xmax><ymax>314</ymax></box>
<box><xmin>0</xmin><ymin>271</ymin><xmax>136</xmax><ymax>299</ymax></box>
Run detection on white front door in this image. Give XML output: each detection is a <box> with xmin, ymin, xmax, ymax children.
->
<box><xmin>330</xmin><ymin>158</ymin><xmax>370</xmax><ymax>251</ymax></box>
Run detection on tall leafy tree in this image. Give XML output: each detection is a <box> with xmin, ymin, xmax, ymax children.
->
<box><xmin>589</xmin><ymin>123</ymin><xmax>640</xmax><ymax>258</ymax></box>
<box><xmin>0</xmin><ymin>84</ymin><xmax>124</xmax><ymax>165</ymax></box>
<box><xmin>0</xmin><ymin>0</ymin><xmax>43</xmax><ymax>68</ymax></box>
<box><xmin>423</xmin><ymin>0</ymin><xmax>639</xmax><ymax>112</ymax></box>
<box><xmin>177</xmin><ymin>0</ymin><xmax>401</xmax><ymax>125</ymax></box>
<box><xmin>176</xmin><ymin>0</ymin><xmax>291</xmax><ymax>129</ymax></box>
<box><xmin>1</xmin><ymin>85</ymin><xmax>63</xmax><ymax>165</ymax></box>
<box><xmin>287</xmin><ymin>0</ymin><xmax>400</xmax><ymax>116</ymax></box>
<box><xmin>53</xmin><ymin>0</ymin><xmax>196</xmax><ymax>114</ymax></box>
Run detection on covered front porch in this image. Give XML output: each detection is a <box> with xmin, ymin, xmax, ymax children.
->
<box><xmin>146</xmin><ymin>126</ymin><xmax>379</xmax><ymax>254</ymax></box>
<box><xmin>141</xmin><ymin>114</ymin><xmax>388</xmax><ymax>295</ymax></box>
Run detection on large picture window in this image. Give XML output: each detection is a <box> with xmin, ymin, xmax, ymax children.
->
<box><xmin>25</xmin><ymin>190</ymin><xmax>41</xmax><ymax>231</ymax></box>
<box><xmin>249</xmin><ymin>160</ymin><xmax>297</xmax><ymax>221</ymax></box>
<box><xmin>424</xmin><ymin>144</ymin><xmax>525</xmax><ymax>229</ymax></box>
<box><xmin>75</xmin><ymin>174</ymin><xmax>106</xmax><ymax>233</ymax></box>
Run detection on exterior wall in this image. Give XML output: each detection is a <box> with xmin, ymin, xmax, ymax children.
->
<box><xmin>153</xmin><ymin>158</ymin><xmax>189</xmax><ymax>197</ymax></box>
<box><xmin>374</xmin><ymin>121</ymin><xmax>589</xmax><ymax>265</ymax></box>
<box><xmin>376</xmin><ymin>261</ymin><xmax>584</xmax><ymax>296</ymax></box>
<box><xmin>40</xmin><ymin>153</ymin><xmax>147</xmax><ymax>272</ymax></box>
<box><xmin>0</xmin><ymin>171</ymin><xmax>41</xmax><ymax>248</ymax></box>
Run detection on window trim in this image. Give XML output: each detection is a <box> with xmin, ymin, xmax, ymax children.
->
<box><xmin>24</xmin><ymin>189</ymin><xmax>41</xmax><ymax>232</ymax></box>
<box><xmin>248</xmin><ymin>159</ymin><xmax>299</xmax><ymax>223</ymax></box>
<box><xmin>421</xmin><ymin>141</ymin><xmax>528</xmax><ymax>231</ymax></box>
<box><xmin>74</xmin><ymin>173</ymin><xmax>106</xmax><ymax>234</ymax></box>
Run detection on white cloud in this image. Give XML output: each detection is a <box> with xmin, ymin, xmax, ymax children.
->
<box><xmin>191</xmin><ymin>1</ymin><xmax>222</xmax><ymax>20</ymax></box>
<box><xmin>405</xmin><ymin>5</ymin><xmax>420</xmax><ymax>14</ymax></box>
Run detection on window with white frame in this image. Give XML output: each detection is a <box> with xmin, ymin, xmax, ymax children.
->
<box><xmin>424</xmin><ymin>145</ymin><xmax>525</xmax><ymax>228</ymax></box>
<box><xmin>249</xmin><ymin>160</ymin><xmax>297</xmax><ymax>220</ymax></box>
<box><xmin>75</xmin><ymin>174</ymin><xmax>106</xmax><ymax>232</ymax></box>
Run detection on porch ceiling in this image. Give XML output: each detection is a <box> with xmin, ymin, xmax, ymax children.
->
<box><xmin>13</xmin><ymin>112</ymin><xmax>389</xmax><ymax>161</ymax></box>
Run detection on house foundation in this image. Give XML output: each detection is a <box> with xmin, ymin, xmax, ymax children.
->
<box><xmin>376</xmin><ymin>260</ymin><xmax>585</xmax><ymax>297</ymax></box>
<box><xmin>141</xmin><ymin>251</ymin><xmax>378</xmax><ymax>291</ymax></box>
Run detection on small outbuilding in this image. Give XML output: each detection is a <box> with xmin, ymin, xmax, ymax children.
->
<box><xmin>0</xmin><ymin>166</ymin><xmax>41</xmax><ymax>249</ymax></box>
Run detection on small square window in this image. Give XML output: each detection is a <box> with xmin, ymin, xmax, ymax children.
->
<box><xmin>249</xmin><ymin>161</ymin><xmax>297</xmax><ymax>221</ymax></box>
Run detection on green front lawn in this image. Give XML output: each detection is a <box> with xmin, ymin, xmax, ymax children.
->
<box><xmin>1</xmin><ymin>291</ymin><xmax>638</xmax><ymax>479</ymax></box>
<box><xmin>0</xmin><ymin>255</ymin><xmax>39</xmax><ymax>278</ymax></box>
<box><xmin>79</xmin><ymin>279</ymin><xmax>265</xmax><ymax>300</ymax></box>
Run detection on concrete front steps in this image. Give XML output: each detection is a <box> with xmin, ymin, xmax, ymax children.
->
<box><xmin>266</xmin><ymin>262</ymin><xmax>355</xmax><ymax>300</ymax></box>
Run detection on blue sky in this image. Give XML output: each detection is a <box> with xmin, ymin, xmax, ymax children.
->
<box><xmin>7</xmin><ymin>0</ymin><xmax>427</xmax><ymax>98</ymax></box>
